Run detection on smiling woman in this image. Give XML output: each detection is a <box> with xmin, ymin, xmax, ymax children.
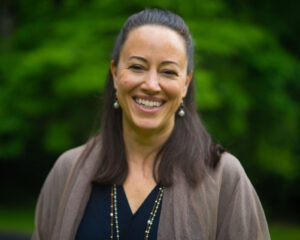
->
<box><xmin>32</xmin><ymin>9</ymin><xmax>270</xmax><ymax>240</ymax></box>
<box><xmin>111</xmin><ymin>25</ymin><xmax>192</xmax><ymax>135</ymax></box>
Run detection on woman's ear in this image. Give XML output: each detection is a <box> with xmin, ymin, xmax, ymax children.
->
<box><xmin>110</xmin><ymin>60</ymin><xmax>118</xmax><ymax>89</ymax></box>
<box><xmin>182</xmin><ymin>71</ymin><xmax>193</xmax><ymax>97</ymax></box>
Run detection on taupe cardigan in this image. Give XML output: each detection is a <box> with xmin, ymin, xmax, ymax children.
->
<box><xmin>32</xmin><ymin>140</ymin><xmax>270</xmax><ymax>240</ymax></box>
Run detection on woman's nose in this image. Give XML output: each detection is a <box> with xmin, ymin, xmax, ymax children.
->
<box><xmin>141</xmin><ymin>70</ymin><xmax>161</xmax><ymax>93</ymax></box>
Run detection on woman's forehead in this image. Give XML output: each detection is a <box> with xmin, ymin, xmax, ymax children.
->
<box><xmin>120</xmin><ymin>25</ymin><xmax>187</xmax><ymax>65</ymax></box>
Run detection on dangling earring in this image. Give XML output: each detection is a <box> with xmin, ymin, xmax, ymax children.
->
<box><xmin>113</xmin><ymin>93</ymin><xmax>119</xmax><ymax>109</ymax></box>
<box><xmin>178</xmin><ymin>100</ymin><xmax>185</xmax><ymax>117</ymax></box>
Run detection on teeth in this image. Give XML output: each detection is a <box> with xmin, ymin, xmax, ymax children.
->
<box><xmin>135</xmin><ymin>98</ymin><xmax>163</xmax><ymax>108</ymax></box>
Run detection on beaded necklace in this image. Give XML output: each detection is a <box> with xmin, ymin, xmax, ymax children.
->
<box><xmin>110</xmin><ymin>184</ymin><xmax>164</xmax><ymax>240</ymax></box>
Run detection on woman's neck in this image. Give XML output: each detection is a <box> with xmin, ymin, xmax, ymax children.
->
<box><xmin>122</xmin><ymin>120</ymin><xmax>174</xmax><ymax>170</ymax></box>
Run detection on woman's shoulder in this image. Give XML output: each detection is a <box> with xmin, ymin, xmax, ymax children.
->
<box><xmin>215</xmin><ymin>152</ymin><xmax>248</xmax><ymax>182</ymax></box>
<box><xmin>206</xmin><ymin>151</ymin><xmax>253</xmax><ymax>195</ymax></box>
<box><xmin>52</xmin><ymin>144</ymin><xmax>86</xmax><ymax>174</ymax></box>
<box><xmin>39</xmin><ymin>144</ymin><xmax>86</xmax><ymax>194</ymax></box>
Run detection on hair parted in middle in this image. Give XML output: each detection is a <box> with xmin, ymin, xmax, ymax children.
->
<box><xmin>93</xmin><ymin>8</ymin><xmax>224</xmax><ymax>187</ymax></box>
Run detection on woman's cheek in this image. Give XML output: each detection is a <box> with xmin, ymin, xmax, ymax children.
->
<box><xmin>161</xmin><ymin>81</ymin><xmax>183</xmax><ymax>99</ymax></box>
<box><xmin>119</xmin><ymin>73</ymin><xmax>141</xmax><ymax>91</ymax></box>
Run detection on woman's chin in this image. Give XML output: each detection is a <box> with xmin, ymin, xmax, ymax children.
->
<box><xmin>130</xmin><ymin>117</ymin><xmax>174</xmax><ymax>135</ymax></box>
<box><xmin>134</xmin><ymin>122</ymin><xmax>162</xmax><ymax>132</ymax></box>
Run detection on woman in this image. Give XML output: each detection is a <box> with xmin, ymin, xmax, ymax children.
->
<box><xmin>32</xmin><ymin>9</ymin><xmax>270</xmax><ymax>240</ymax></box>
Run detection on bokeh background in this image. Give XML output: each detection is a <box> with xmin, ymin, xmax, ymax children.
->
<box><xmin>1</xmin><ymin>0</ymin><xmax>299</xmax><ymax>239</ymax></box>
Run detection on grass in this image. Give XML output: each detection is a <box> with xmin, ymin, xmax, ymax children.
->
<box><xmin>0</xmin><ymin>207</ymin><xmax>300</xmax><ymax>239</ymax></box>
<box><xmin>269</xmin><ymin>223</ymin><xmax>300</xmax><ymax>240</ymax></box>
<box><xmin>0</xmin><ymin>207</ymin><xmax>34</xmax><ymax>234</ymax></box>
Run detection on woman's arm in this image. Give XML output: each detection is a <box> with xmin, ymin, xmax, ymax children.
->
<box><xmin>216</xmin><ymin>153</ymin><xmax>270</xmax><ymax>240</ymax></box>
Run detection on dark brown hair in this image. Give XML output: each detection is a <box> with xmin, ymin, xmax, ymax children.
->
<box><xmin>93</xmin><ymin>9</ymin><xmax>224</xmax><ymax>187</ymax></box>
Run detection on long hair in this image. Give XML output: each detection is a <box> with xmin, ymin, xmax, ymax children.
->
<box><xmin>93</xmin><ymin>9</ymin><xmax>224</xmax><ymax>187</ymax></box>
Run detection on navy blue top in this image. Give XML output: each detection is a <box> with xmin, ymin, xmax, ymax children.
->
<box><xmin>75</xmin><ymin>184</ymin><xmax>162</xmax><ymax>240</ymax></box>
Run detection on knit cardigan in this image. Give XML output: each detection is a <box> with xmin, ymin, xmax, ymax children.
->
<box><xmin>32</xmin><ymin>140</ymin><xmax>270</xmax><ymax>240</ymax></box>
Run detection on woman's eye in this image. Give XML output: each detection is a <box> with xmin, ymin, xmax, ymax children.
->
<box><xmin>129</xmin><ymin>65</ymin><xmax>144</xmax><ymax>71</ymax></box>
<box><xmin>162</xmin><ymin>70</ymin><xmax>178</xmax><ymax>76</ymax></box>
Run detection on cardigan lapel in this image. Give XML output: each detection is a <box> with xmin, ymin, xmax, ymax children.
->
<box><xmin>157</xmin><ymin>171</ymin><xmax>219</xmax><ymax>240</ymax></box>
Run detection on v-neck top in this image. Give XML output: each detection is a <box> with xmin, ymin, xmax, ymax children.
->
<box><xmin>75</xmin><ymin>183</ymin><xmax>162</xmax><ymax>240</ymax></box>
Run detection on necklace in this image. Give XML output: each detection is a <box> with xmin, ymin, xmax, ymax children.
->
<box><xmin>110</xmin><ymin>184</ymin><xmax>164</xmax><ymax>240</ymax></box>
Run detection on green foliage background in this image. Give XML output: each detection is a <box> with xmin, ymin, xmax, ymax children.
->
<box><xmin>1</xmin><ymin>0</ymin><xmax>299</xmax><ymax>224</ymax></box>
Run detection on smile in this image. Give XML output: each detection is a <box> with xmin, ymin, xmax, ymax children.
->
<box><xmin>134</xmin><ymin>98</ymin><xmax>164</xmax><ymax>109</ymax></box>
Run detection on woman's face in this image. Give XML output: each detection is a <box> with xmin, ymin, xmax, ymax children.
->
<box><xmin>111</xmin><ymin>25</ymin><xmax>192</xmax><ymax>134</ymax></box>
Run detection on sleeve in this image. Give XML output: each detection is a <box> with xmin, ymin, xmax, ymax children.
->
<box><xmin>31</xmin><ymin>146</ymin><xmax>84</xmax><ymax>240</ymax></box>
<box><xmin>216</xmin><ymin>153</ymin><xmax>270</xmax><ymax>240</ymax></box>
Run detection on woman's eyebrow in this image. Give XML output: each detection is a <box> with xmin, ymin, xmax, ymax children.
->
<box><xmin>129</xmin><ymin>56</ymin><xmax>179</xmax><ymax>67</ymax></box>
<box><xmin>129</xmin><ymin>56</ymin><xmax>147</xmax><ymax>63</ymax></box>
<box><xmin>160</xmin><ymin>60</ymin><xmax>179</xmax><ymax>67</ymax></box>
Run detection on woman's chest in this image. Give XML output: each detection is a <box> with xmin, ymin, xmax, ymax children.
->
<box><xmin>75</xmin><ymin>184</ymin><xmax>163</xmax><ymax>240</ymax></box>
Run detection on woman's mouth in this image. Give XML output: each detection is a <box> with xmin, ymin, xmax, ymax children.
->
<box><xmin>133</xmin><ymin>97</ymin><xmax>164</xmax><ymax>109</ymax></box>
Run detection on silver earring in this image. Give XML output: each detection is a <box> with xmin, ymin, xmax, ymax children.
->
<box><xmin>113</xmin><ymin>93</ymin><xmax>119</xmax><ymax>109</ymax></box>
<box><xmin>178</xmin><ymin>100</ymin><xmax>185</xmax><ymax>117</ymax></box>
